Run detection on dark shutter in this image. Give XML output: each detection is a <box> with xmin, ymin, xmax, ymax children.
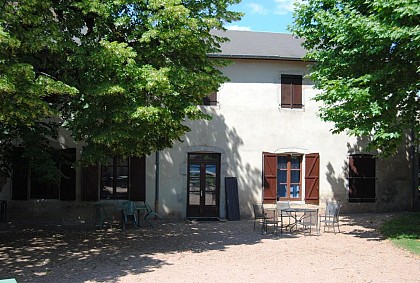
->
<box><xmin>225</xmin><ymin>177</ymin><xmax>240</xmax><ymax>221</ymax></box>
<box><xmin>348</xmin><ymin>154</ymin><xmax>375</xmax><ymax>202</ymax></box>
<box><xmin>129</xmin><ymin>156</ymin><xmax>146</xmax><ymax>201</ymax></box>
<box><xmin>12</xmin><ymin>158</ymin><xmax>28</xmax><ymax>200</ymax></box>
<box><xmin>60</xmin><ymin>148</ymin><xmax>76</xmax><ymax>200</ymax></box>
<box><xmin>263</xmin><ymin>152</ymin><xmax>277</xmax><ymax>204</ymax></box>
<box><xmin>281</xmin><ymin>75</ymin><xmax>302</xmax><ymax>108</ymax></box>
<box><xmin>203</xmin><ymin>92</ymin><xmax>217</xmax><ymax>106</ymax></box>
<box><xmin>81</xmin><ymin>164</ymin><xmax>99</xmax><ymax>201</ymax></box>
<box><xmin>305</xmin><ymin>153</ymin><xmax>320</xmax><ymax>205</ymax></box>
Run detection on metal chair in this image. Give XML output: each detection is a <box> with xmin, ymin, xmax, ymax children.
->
<box><xmin>253</xmin><ymin>204</ymin><xmax>266</xmax><ymax>231</ymax></box>
<box><xmin>94</xmin><ymin>203</ymin><xmax>113</xmax><ymax>229</ymax></box>
<box><xmin>277</xmin><ymin>201</ymin><xmax>291</xmax><ymax>233</ymax></box>
<box><xmin>253</xmin><ymin>204</ymin><xmax>278</xmax><ymax>234</ymax></box>
<box><xmin>121</xmin><ymin>201</ymin><xmax>138</xmax><ymax>229</ymax></box>
<box><xmin>143</xmin><ymin>202</ymin><xmax>164</xmax><ymax>226</ymax></box>
<box><xmin>319</xmin><ymin>201</ymin><xmax>342</xmax><ymax>233</ymax></box>
<box><xmin>298</xmin><ymin>210</ymin><xmax>319</xmax><ymax>235</ymax></box>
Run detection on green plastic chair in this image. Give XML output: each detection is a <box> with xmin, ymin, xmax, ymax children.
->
<box><xmin>122</xmin><ymin>201</ymin><xmax>138</xmax><ymax>229</ymax></box>
<box><xmin>144</xmin><ymin>202</ymin><xmax>164</xmax><ymax>226</ymax></box>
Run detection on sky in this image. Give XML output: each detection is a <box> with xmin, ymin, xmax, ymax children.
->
<box><xmin>225</xmin><ymin>0</ymin><xmax>299</xmax><ymax>33</ymax></box>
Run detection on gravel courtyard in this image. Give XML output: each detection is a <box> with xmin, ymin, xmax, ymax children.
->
<box><xmin>0</xmin><ymin>213</ymin><xmax>419</xmax><ymax>283</ymax></box>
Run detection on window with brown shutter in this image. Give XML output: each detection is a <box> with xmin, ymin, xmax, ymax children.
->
<box><xmin>203</xmin><ymin>92</ymin><xmax>218</xmax><ymax>106</ymax></box>
<box><xmin>281</xmin><ymin>75</ymin><xmax>302</xmax><ymax>109</ymax></box>
<box><xmin>263</xmin><ymin>152</ymin><xmax>317</xmax><ymax>203</ymax></box>
<box><xmin>348</xmin><ymin>154</ymin><xmax>376</xmax><ymax>203</ymax></box>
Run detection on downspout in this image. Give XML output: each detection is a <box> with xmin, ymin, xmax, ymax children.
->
<box><xmin>410</xmin><ymin>129</ymin><xmax>417</xmax><ymax>211</ymax></box>
<box><xmin>154</xmin><ymin>151</ymin><xmax>160</xmax><ymax>216</ymax></box>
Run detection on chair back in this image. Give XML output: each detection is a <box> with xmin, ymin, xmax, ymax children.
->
<box><xmin>253</xmin><ymin>204</ymin><xmax>265</xmax><ymax>218</ymax></box>
<box><xmin>122</xmin><ymin>201</ymin><xmax>136</xmax><ymax>216</ymax></box>
<box><xmin>325</xmin><ymin>201</ymin><xmax>341</xmax><ymax>220</ymax></box>
<box><xmin>276</xmin><ymin>201</ymin><xmax>290</xmax><ymax>211</ymax></box>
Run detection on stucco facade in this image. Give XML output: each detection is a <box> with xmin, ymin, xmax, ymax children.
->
<box><xmin>0</xmin><ymin>31</ymin><xmax>417</xmax><ymax>224</ymax></box>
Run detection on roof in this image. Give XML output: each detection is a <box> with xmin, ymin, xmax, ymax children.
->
<box><xmin>209</xmin><ymin>30</ymin><xmax>307</xmax><ymax>61</ymax></box>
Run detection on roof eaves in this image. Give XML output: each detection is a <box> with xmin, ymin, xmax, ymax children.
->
<box><xmin>207</xmin><ymin>54</ymin><xmax>315</xmax><ymax>62</ymax></box>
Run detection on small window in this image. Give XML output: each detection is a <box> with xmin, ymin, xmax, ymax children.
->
<box><xmin>202</xmin><ymin>92</ymin><xmax>217</xmax><ymax>106</ymax></box>
<box><xmin>281</xmin><ymin>75</ymin><xmax>302</xmax><ymax>109</ymax></box>
<box><xmin>348</xmin><ymin>154</ymin><xmax>376</xmax><ymax>203</ymax></box>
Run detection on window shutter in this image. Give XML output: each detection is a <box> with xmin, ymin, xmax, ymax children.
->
<box><xmin>81</xmin><ymin>164</ymin><xmax>99</xmax><ymax>201</ymax></box>
<box><xmin>263</xmin><ymin>152</ymin><xmax>277</xmax><ymax>204</ymax></box>
<box><xmin>203</xmin><ymin>92</ymin><xmax>217</xmax><ymax>106</ymax></box>
<box><xmin>129</xmin><ymin>156</ymin><xmax>146</xmax><ymax>201</ymax></box>
<box><xmin>281</xmin><ymin>76</ymin><xmax>293</xmax><ymax>108</ymax></box>
<box><xmin>348</xmin><ymin>154</ymin><xmax>375</xmax><ymax>202</ymax></box>
<box><xmin>12</xmin><ymin>158</ymin><xmax>28</xmax><ymax>200</ymax></box>
<box><xmin>305</xmin><ymin>153</ymin><xmax>319</xmax><ymax>205</ymax></box>
<box><xmin>60</xmin><ymin>148</ymin><xmax>76</xmax><ymax>201</ymax></box>
<box><xmin>281</xmin><ymin>75</ymin><xmax>302</xmax><ymax>108</ymax></box>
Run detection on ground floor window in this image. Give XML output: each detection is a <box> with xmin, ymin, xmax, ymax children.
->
<box><xmin>100</xmin><ymin>157</ymin><xmax>129</xmax><ymax>199</ymax></box>
<box><xmin>12</xmin><ymin>148</ymin><xmax>76</xmax><ymax>200</ymax></box>
<box><xmin>348</xmin><ymin>154</ymin><xmax>376</xmax><ymax>203</ymax></box>
<box><xmin>277</xmin><ymin>155</ymin><xmax>302</xmax><ymax>200</ymax></box>
<box><xmin>81</xmin><ymin>156</ymin><xmax>145</xmax><ymax>201</ymax></box>
<box><xmin>263</xmin><ymin>152</ymin><xmax>319</xmax><ymax>204</ymax></box>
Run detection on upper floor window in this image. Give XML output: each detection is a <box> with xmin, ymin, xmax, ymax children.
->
<box><xmin>281</xmin><ymin>75</ymin><xmax>302</xmax><ymax>109</ymax></box>
<box><xmin>202</xmin><ymin>92</ymin><xmax>217</xmax><ymax>106</ymax></box>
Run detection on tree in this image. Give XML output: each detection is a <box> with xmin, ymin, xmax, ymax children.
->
<box><xmin>0</xmin><ymin>0</ymin><xmax>241</xmax><ymax>179</ymax></box>
<box><xmin>291</xmin><ymin>0</ymin><xmax>419</xmax><ymax>155</ymax></box>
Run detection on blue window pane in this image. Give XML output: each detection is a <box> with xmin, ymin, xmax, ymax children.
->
<box><xmin>290</xmin><ymin>185</ymin><xmax>300</xmax><ymax>198</ymax></box>
<box><xmin>291</xmin><ymin>170</ymin><xmax>300</xmax><ymax>183</ymax></box>
<box><xmin>277</xmin><ymin>184</ymin><xmax>287</xmax><ymax>198</ymax></box>
<box><xmin>277</xmin><ymin>170</ymin><xmax>287</xmax><ymax>183</ymax></box>
<box><xmin>277</xmin><ymin>156</ymin><xmax>287</xmax><ymax>169</ymax></box>
<box><xmin>291</xmin><ymin>156</ymin><xmax>301</xmax><ymax>169</ymax></box>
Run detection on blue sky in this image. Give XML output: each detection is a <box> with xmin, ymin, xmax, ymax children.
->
<box><xmin>226</xmin><ymin>0</ymin><xmax>299</xmax><ymax>33</ymax></box>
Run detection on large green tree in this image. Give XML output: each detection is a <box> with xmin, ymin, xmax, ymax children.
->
<box><xmin>0</xmin><ymin>0</ymin><xmax>241</xmax><ymax>179</ymax></box>
<box><xmin>291</xmin><ymin>0</ymin><xmax>419</xmax><ymax>155</ymax></box>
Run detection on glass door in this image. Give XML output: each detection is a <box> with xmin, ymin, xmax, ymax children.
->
<box><xmin>187</xmin><ymin>153</ymin><xmax>220</xmax><ymax>218</ymax></box>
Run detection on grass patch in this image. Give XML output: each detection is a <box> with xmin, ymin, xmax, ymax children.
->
<box><xmin>380</xmin><ymin>212</ymin><xmax>420</xmax><ymax>256</ymax></box>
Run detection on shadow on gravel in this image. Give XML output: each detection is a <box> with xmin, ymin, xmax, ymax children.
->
<box><xmin>338</xmin><ymin>213</ymin><xmax>401</xmax><ymax>241</ymax></box>
<box><xmin>0</xmin><ymin>213</ymin><xmax>398</xmax><ymax>282</ymax></box>
<box><xmin>0</xmin><ymin>220</ymin><xmax>267</xmax><ymax>282</ymax></box>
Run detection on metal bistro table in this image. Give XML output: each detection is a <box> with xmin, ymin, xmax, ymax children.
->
<box><xmin>281</xmin><ymin>207</ymin><xmax>319</xmax><ymax>234</ymax></box>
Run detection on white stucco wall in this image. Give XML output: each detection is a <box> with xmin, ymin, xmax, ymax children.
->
<box><xmin>0</xmin><ymin>58</ymin><xmax>413</xmax><ymax>223</ymax></box>
<box><xmin>154</xmin><ymin>59</ymin><xmax>413</xmax><ymax>219</ymax></box>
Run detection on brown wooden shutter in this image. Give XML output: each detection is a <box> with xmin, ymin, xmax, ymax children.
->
<box><xmin>129</xmin><ymin>156</ymin><xmax>146</xmax><ymax>201</ymax></box>
<box><xmin>281</xmin><ymin>76</ymin><xmax>293</xmax><ymax>108</ymax></box>
<box><xmin>281</xmin><ymin>75</ymin><xmax>302</xmax><ymax>108</ymax></box>
<box><xmin>263</xmin><ymin>152</ymin><xmax>277</xmax><ymax>204</ymax></box>
<box><xmin>305</xmin><ymin>153</ymin><xmax>320</xmax><ymax>205</ymax></box>
<box><xmin>60</xmin><ymin>148</ymin><xmax>76</xmax><ymax>201</ymax></box>
<box><xmin>81</xmin><ymin>164</ymin><xmax>98</xmax><ymax>201</ymax></box>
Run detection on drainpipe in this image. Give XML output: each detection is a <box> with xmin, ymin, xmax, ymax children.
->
<box><xmin>154</xmin><ymin>151</ymin><xmax>160</xmax><ymax>216</ymax></box>
<box><xmin>410</xmin><ymin>129</ymin><xmax>417</xmax><ymax>211</ymax></box>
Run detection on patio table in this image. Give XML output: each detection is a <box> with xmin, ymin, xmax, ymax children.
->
<box><xmin>280</xmin><ymin>207</ymin><xmax>319</xmax><ymax>234</ymax></box>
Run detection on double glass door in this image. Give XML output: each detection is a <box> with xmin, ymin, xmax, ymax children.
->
<box><xmin>187</xmin><ymin>153</ymin><xmax>220</xmax><ymax>218</ymax></box>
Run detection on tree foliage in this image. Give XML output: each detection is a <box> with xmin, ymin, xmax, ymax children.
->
<box><xmin>291</xmin><ymin>0</ymin><xmax>419</xmax><ymax>155</ymax></box>
<box><xmin>0</xmin><ymin>0</ymin><xmax>241</xmax><ymax>178</ymax></box>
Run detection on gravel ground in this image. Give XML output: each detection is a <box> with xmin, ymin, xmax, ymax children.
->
<box><xmin>0</xmin><ymin>212</ymin><xmax>419</xmax><ymax>283</ymax></box>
